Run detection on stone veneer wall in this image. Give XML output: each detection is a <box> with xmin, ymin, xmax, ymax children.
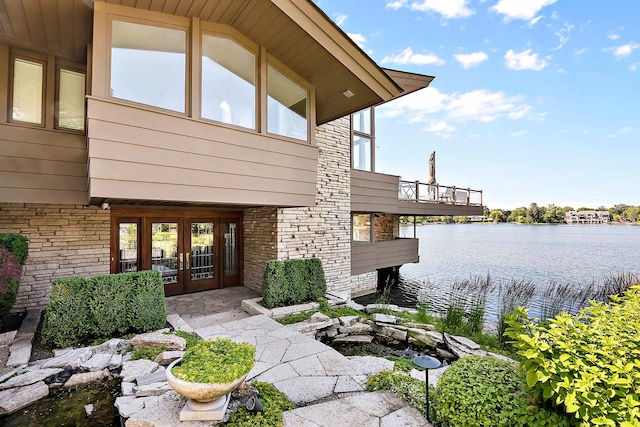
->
<box><xmin>0</xmin><ymin>203</ymin><xmax>110</xmax><ymax>311</ymax></box>
<box><xmin>350</xmin><ymin>272</ymin><xmax>377</xmax><ymax>296</ymax></box>
<box><xmin>243</xmin><ymin>207</ymin><xmax>278</xmax><ymax>293</ymax></box>
<box><xmin>275</xmin><ymin>118</ymin><xmax>352</xmax><ymax>292</ymax></box>
<box><xmin>375</xmin><ymin>214</ymin><xmax>399</xmax><ymax>241</ymax></box>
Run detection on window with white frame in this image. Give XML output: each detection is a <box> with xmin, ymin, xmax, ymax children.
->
<box><xmin>58</xmin><ymin>68</ymin><xmax>86</xmax><ymax>131</ymax></box>
<box><xmin>267</xmin><ymin>64</ymin><xmax>308</xmax><ymax>141</ymax></box>
<box><xmin>11</xmin><ymin>58</ymin><xmax>44</xmax><ymax>125</ymax></box>
<box><xmin>351</xmin><ymin>107</ymin><xmax>374</xmax><ymax>171</ymax></box>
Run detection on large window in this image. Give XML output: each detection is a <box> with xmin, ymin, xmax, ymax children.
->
<box><xmin>201</xmin><ymin>34</ymin><xmax>256</xmax><ymax>129</ymax></box>
<box><xmin>351</xmin><ymin>107</ymin><xmax>374</xmax><ymax>171</ymax></box>
<box><xmin>110</xmin><ymin>20</ymin><xmax>187</xmax><ymax>113</ymax></box>
<box><xmin>11</xmin><ymin>58</ymin><xmax>44</xmax><ymax>125</ymax></box>
<box><xmin>7</xmin><ymin>53</ymin><xmax>86</xmax><ymax>131</ymax></box>
<box><xmin>268</xmin><ymin>64</ymin><xmax>308</xmax><ymax>141</ymax></box>
<box><xmin>352</xmin><ymin>214</ymin><xmax>372</xmax><ymax>242</ymax></box>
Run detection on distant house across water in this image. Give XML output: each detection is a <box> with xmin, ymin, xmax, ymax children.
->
<box><xmin>565</xmin><ymin>211</ymin><xmax>611</xmax><ymax>224</ymax></box>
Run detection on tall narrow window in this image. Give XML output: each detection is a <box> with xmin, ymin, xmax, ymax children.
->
<box><xmin>201</xmin><ymin>34</ymin><xmax>256</xmax><ymax>129</ymax></box>
<box><xmin>351</xmin><ymin>107</ymin><xmax>375</xmax><ymax>171</ymax></box>
<box><xmin>11</xmin><ymin>58</ymin><xmax>44</xmax><ymax>125</ymax></box>
<box><xmin>352</xmin><ymin>214</ymin><xmax>372</xmax><ymax>242</ymax></box>
<box><xmin>267</xmin><ymin>65</ymin><xmax>308</xmax><ymax>141</ymax></box>
<box><xmin>110</xmin><ymin>20</ymin><xmax>187</xmax><ymax>113</ymax></box>
<box><xmin>118</xmin><ymin>223</ymin><xmax>138</xmax><ymax>273</ymax></box>
<box><xmin>58</xmin><ymin>69</ymin><xmax>86</xmax><ymax>131</ymax></box>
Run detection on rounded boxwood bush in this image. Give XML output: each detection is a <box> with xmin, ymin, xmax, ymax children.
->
<box><xmin>432</xmin><ymin>355</ymin><xmax>571</xmax><ymax>427</ymax></box>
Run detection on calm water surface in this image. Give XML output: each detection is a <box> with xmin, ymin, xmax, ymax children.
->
<box><xmin>375</xmin><ymin>224</ymin><xmax>640</xmax><ymax>319</ymax></box>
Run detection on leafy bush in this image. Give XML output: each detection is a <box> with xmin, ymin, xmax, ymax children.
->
<box><xmin>132</xmin><ymin>345</ymin><xmax>168</xmax><ymax>361</ymax></box>
<box><xmin>432</xmin><ymin>355</ymin><xmax>571</xmax><ymax>427</ymax></box>
<box><xmin>262</xmin><ymin>258</ymin><xmax>327</xmax><ymax>308</ymax></box>
<box><xmin>171</xmin><ymin>330</ymin><xmax>202</xmax><ymax>349</ymax></box>
<box><xmin>0</xmin><ymin>234</ymin><xmax>29</xmax><ymax>265</ymax></box>
<box><xmin>172</xmin><ymin>338</ymin><xmax>255</xmax><ymax>384</ymax></box>
<box><xmin>367</xmin><ymin>370</ymin><xmax>427</xmax><ymax>417</ymax></box>
<box><xmin>505</xmin><ymin>285</ymin><xmax>640</xmax><ymax>427</ymax></box>
<box><xmin>225</xmin><ymin>382</ymin><xmax>294</xmax><ymax>427</ymax></box>
<box><xmin>42</xmin><ymin>271</ymin><xmax>166</xmax><ymax>348</ymax></box>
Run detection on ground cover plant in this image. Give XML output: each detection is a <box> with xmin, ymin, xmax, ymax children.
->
<box><xmin>505</xmin><ymin>285</ymin><xmax>640</xmax><ymax>427</ymax></box>
<box><xmin>224</xmin><ymin>382</ymin><xmax>294</xmax><ymax>427</ymax></box>
<box><xmin>367</xmin><ymin>370</ymin><xmax>427</xmax><ymax>417</ymax></box>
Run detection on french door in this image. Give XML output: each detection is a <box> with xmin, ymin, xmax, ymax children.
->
<box><xmin>111</xmin><ymin>210</ymin><xmax>242</xmax><ymax>296</ymax></box>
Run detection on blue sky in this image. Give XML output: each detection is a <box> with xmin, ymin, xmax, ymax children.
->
<box><xmin>315</xmin><ymin>0</ymin><xmax>640</xmax><ymax>210</ymax></box>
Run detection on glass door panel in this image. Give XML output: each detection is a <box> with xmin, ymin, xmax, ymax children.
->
<box><xmin>222</xmin><ymin>220</ymin><xmax>241</xmax><ymax>287</ymax></box>
<box><xmin>118</xmin><ymin>223</ymin><xmax>138</xmax><ymax>272</ymax></box>
<box><xmin>190</xmin><ymin>222</ymin><xmax>214</xmax><ymax>281</ymax></box>
<box><xmin>151</xmin><ymin>222</ymin><xmax>179</xmax><ymax>286</ymax></box>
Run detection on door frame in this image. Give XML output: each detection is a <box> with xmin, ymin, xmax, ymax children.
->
<box><xmin>110</xmin><ymin>207</ymin><xmax>244</xmax><ymax>296</ymax></box>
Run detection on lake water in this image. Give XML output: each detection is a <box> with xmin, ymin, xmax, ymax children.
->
<box><xmin>368</xmin><ymin>223</ymin><xmax>640</xmax><ymax>320</ymax></box>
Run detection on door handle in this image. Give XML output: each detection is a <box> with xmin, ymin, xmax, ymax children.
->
<box><xmin>186</xmin><ymin>253</ymin><xmax>190</xmax><ymax>270</ymax></box>
<box><xmin>179</xmin><ymin>253</ymin><xmax>183</xmax><ymax>271</ymax></box>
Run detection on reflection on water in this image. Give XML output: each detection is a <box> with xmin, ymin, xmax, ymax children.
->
<box><xmin>359</xmin><ymin>224</ymin><xmax>640</xmax><ymax>322</ymax></box>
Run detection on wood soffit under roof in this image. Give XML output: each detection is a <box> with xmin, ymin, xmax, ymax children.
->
<box><xmin>0</xmin><ymin>0</ymin><xmax>433</xmax><ymax>124</ymax></box>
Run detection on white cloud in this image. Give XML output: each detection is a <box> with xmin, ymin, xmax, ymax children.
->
<box><xmin>347</xmin><ymin>33</ymin><xmax>367</xmax><ymax>49</ymax></box>
<box><xmin>552</xmin><ymin>22</ymin><xmax>574</xmax><ymax>50</ymax></box>
<box><xmin>574</xmin><ymin>48</ymin><xmax>586</xmax><ymax>55</ymax></box>
<box><xmin>611</xmin><ymin>42</ymin><xmax>640</xmax><ymax>58</ymax></box>
<box><xmin>608</xmin><ymin>126</ymin><xmax>632</xmax><ymax>138</ymax></box>
<box><xmin>386</xmin><ymin>0</ymin><xmax>407</xmax><ymax>9</ymax></box>
<box><xmin>409</xmin><ymin>0</ymin><xmax>474</xmax><ymax>19</ymax></box>
<box><xmin>608</xmin><ymin>32</ymin><xmax>621</xmax><ymax>40</ymax></box>
<box><xmin>550</xmin><ymin>10</ymin><xmax>559</xmax><ymax>20</ymax></box>
<box><xmin>381</xmin><ymin>47</ymin><xmax>445</xmax><ymax>65</ymax></box>
<box><xmin>511</xmin><ymin>130</ymin><xmax>528</xmax><ymax>137</ymax></box>
<box><xmin>491</xmin><ymin>0</ymin><xmax>557</xmax><ymax>21</ymax></box>
<box><xmin>453</xmin><ymin>51</ymin><xmax>489</xmax><ymax>68</ymax></box>
<box><xmin>504</xmin><ymin>49</ymin><xmax>549</xmax><ymax>71</ymax></box>
<box><xmin>379</xmin><ymin>87</ymin><xmax>533</xmax><ymax>133</ymax></box>
<box><xmin>528</xmin><ymin>16</ymin><xmax>543</xmax><ymax>27</ymax></box>
<box><xmin>630</xmin><ymin>63</ymin><xmax>639</xmax><ymax>71</ymax></box>
<box><xmin>621</xmin><ymin>126</ymin><xmax>632</xmax><ymax>134</ymax></box>
<box><xmin>333</xmin><ymin>13</ymin><xmax>348</xmax><ymax>26</ymax></box>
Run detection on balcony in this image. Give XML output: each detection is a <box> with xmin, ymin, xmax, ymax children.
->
<box><xmin>351</xmin><ymin>238</ymin><xmax>419</xmax><ymax>275</ymax></box>
<box><xmin>351</xmin><ymin>169</ymin><xmax>483</xmax><ymax>216</ymax></box>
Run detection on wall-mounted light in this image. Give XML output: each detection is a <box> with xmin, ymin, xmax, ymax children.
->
<box><xmin>101</xmin><ymin>202</ymin><xmax>110</xmax><ymax>210</ymax></box>
<box><xmin>342</xmin><ymin>89</ymin><xmax>354</xmax><ymax>98</ymax></box>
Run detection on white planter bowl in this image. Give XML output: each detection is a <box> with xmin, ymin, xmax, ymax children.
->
<box><xmin>166</xmin><ymin>358</ymin><xmax>248</xmax><ymax>403</ymax></box>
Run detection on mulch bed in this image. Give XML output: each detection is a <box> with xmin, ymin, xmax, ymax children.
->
<box><xmin>0</xmin><ymin>311</ymin><xmax>25</xmax><ymax>334</ymax></box>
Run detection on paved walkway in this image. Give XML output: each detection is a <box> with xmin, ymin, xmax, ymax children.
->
<box><xmin>167</xmin><ymin>288</ymin><xmax>430</xmax><ymax>426</ymax></box>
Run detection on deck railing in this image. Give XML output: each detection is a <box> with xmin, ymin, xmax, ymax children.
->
<box><xmin>398</xmin><ymin>180</ymin><xmax>483</xmax><ymax>206</ymax></box>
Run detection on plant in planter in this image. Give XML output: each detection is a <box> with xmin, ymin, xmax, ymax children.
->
<box><xmin>166</xmin><ymin>338</ymin><xmax>256</xmax><ymax>420</ymax></box>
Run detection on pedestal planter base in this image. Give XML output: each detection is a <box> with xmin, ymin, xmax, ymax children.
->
<box><xmin>180</xmin><ymin>394</ymin><xmax>230</xmax><ymax>421</ymax></box>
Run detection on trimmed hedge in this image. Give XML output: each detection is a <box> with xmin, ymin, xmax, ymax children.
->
<box><xmin>42</xmin><ymin>270</ymin><xmax>166</xmax><ymax>348</ymax></box>
<box><xmin>262</xmin><ymin>258</ymin><xmax>327</xmax><ymax>309</ymax></box>
<box><xmin>0</xmin><ymin>234</ymin><xmax>28</xmax><ymax>319</ymax></box>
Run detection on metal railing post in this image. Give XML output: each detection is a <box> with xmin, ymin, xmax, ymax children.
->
<box><xmin>414</xmin><ymin>180</ymin><xmax>419</xmax><ymax>201</ymax></box>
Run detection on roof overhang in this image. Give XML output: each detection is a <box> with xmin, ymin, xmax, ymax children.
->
<box><xmin>380</xmin><ymin>68</ymin><xmax>435</xmax><ymax>104</ymax></box>
<box><xmin>0</xmin><ymin>0</ymin><xmax>429</xmax><ymax>124</ymax></box>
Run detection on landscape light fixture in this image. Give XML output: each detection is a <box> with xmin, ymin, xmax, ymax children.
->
<box><xmin>413</xmin><ymin>355</ymin><xmax>441</xmax><ymax>422</ymax></box>
<box><xmin>342</xmin><ymin>89</ymin><xmax>354</xmax><ymax>98</ymax></box>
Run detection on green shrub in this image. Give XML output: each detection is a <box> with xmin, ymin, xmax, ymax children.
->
<box><xmin>225</xmin><ymin>382</ymin><xmax>294</xmax><ymax>427</ymax></box>
<box><xmin>0</xmin><ymin>279</ymin><xmax>19</xmax><ymax>320</ymax></box>
<box><xmin>171</xmin><ymin>330</ymin><xmax>202</xmax><ymax>349</ymax></box>
<box><xmin>367</xmin><ymin>370</ymin><xmax>427</xmax><ymax>417</ymax></box>
<box><xmin>505</xmin><ymin>285</ymin><xmax>640</xmax><ymax>427</ymax></box>
<box><xmin>432</xmin><ymin>355</ymin><xmax>571</xmax><ymax>427</ymax></box>
<box><xmin>42</xmin><ymin>271</ymin><xmax>166</xmax><ymax>348</ymax></box>
<box><xmin>0</xmin><ymin>234</ymin><xmax>29</xmax><ymax>265</ymax></box>
<box><xmin>262</xmin><ymin>260</ymin><xmax>288</xmax><ymax>309</ymax></box>
<box><xmin>172</xmin><ymin>338</ymin><xmax>255</xmax><ymax>384</ymax></box>
<box><xmin>283</xmin><ymin>259</ymin><xmax>307</xmax><ymax>305</ymax></box>
<box><xmin>306</xmin><ymin>258</ymin><xmax>326</xmax><ymax>301</ymax></box>
<box><xmin>42</xmin><ymin>277</ymin><xmax>94</xmax><ymax>347</ymax></box>
<box><xmin>132</xmin><ymin>345</ymin><xmax>168</xmax><ymax>361</ymax></box>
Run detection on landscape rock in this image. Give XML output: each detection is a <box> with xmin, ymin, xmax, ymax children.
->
<box><xmin>136</xmin><ymin>367</ymin><xmax>167</xmax><ymax>386</ymax></box>
<box><xmin>407</xmin><ymin>330</ymin><xmax>439</xmax><ymax>347</ymax></box>
<box><xmin>122</xmin><ymin>381</ymin><xmax>135</xmax><ymax>396</ymax></box>
<box><xmin>373</xmin><ymin>313</ymin><xmax>402</xmax><ymax>325</ymax></box>
<box><xmin>153</xmin><ymin>351</ymin><xmax>184</xmax><ymax>366</ymax></box>
<box><xmin>332</xmin><ymin>335</ymin><xmax>374</xmax><ymax>344</ymax></box>
<box><xmin>120</xmin><ymin>360</ymin><xmax>160</xmax><ymax>383</ymax></box>
<box><xmin>339</xmin><ymin>323</ymin><xmax>373</xmax><ymax>335</ymax></box>
<box><xmin>0</xmin><ymin>330</ymin><xmax>17</xmax><ymax>346</ymax></box>
<box><xmin>65</xmin><ymin>369</ymin><xmax>111</xmax><ymax>387</ymax></box>
<box><xmin>166</xmin><ymin>314</ymin><xmax>195</xmax><ymax>334</ymax></box>
<box><xmin>0</xmin><ymin>381</ymin><xmax>49</xmax><ymax>415</ymax></box>
<box><xmin>41</xmin><ymin>347</ymin><xmax>92</xmax><ymax>370</ymax></box>
<box><xmin>124</xmin><ymin>391</ymin><xmax>186</xmax><ymax>427</ymax></box>
<box><xmin>405</xmin><ymin>322</ymin><xmax>436</xmax><ymax>331</ymax></box>
<box><xmin>129</xmin><ymin>332</ymin><xmax>186</xmax><ymax>351</ymax></box>
<box><xmin>327</xmin><ymin>290</ymin><xmax>351</xmax><ymax>302</ymax></box>
<box><xmin>94</xmin><ymin>338</ymin><xmax>131</xmax><ymax>355</ymax></box>
<box><xmin>109</xmin><ymin>354</ymin><xmax>123</xmax><ymax>370</ymax></box>
<box><xmin>338</xmin><ymin>316</ymin><xmax>360</xmax><ymax>327</ymax></box>
<box><xmin>115</xmin><ymin>395</ymin><xmax>148</xmax><ymax>419</ymax></box>
<box><xmin>82</xmin><ymin>353</ymin><xmax>113</xmax><ymax>371</ymax></box>
<box><xmin>310</xmin><ymin>312</ymin><xmax>331</xmax><ymax>323</ymax></box>
<box><xmin>288</xmin><ymin>319</ymin><xmax>334</xmax><ymax>334</ymax></box>
<box><xmin>372</xmin><ymin>324</ymin><xmax>407</xmax><ymax>341</ymax></box>
<box><xmin>0</xmin><ymin>368</ymin><xmax>63</xmax><ymax>390</ymax></box>
<box><xmin>85</xmin><ymin>403</ymin><xmax>94</xmax><ymax>417</ymax></box>
<box><xmin>444</xmin><ymin>333</ymin><xmax>487</xmax><ymax>358</ymax></box>
<box><xmin>345</xmin><ymin>300</ymin><xmax>365</xmax><ymax>311</ymax></box>
<box><xmin>134</xmin><ymin>381</ymin><xmax>172</xmax><ymax>397</ymax></box>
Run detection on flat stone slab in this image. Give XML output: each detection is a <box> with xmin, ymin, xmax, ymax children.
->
<box><xmin>0</xmin><ymin>381</ymin><xmax>49</xmax><ymax>415</ymax></box>
<box><xmin>134</xmin><ymin>381</ymin><xmax>172</xmax><ymax>397</ymax></box>
<box><xmin>0</xmin><ymin>368</ymin><xmax>63</xmax><ymax>390</ymax></box>
<box><xmin>65</xmin><ymin>369</ymin><xmax>111</xmax><ymax>387</ymax></box>
<box><xmin>0</xmin><ymin>330</ymin><xmax>17</xmax><ymax>346</ymax></box>
<box><xmin>6</xmin><ymin>343</ymin><xmax>32</xmax><ymax>367</ymax></box>
<box><xmin>82</xmin><ymin>353</ymin><xmax>113</xmax><ymax>371</ymax></box>
<box><xmin>121</xmin><ymin>360</ymin><xmax>160</xmax><ymax>383</ymax></box>
<box><xmin>332</xmin><ymin>335</ymin><xmax>374</xmax><ymax>344</ymax></box>
<box><xmin>373</xmin><ymin>313</ymin><xmax>403</xmax><ymax>325</ymax></box>
<box><xmin>274</xmin><ymin>376</ymin><xmax>338</xmax><ymax>406</ymax></box>
<box><xmin>41</xmin><ymin>347</ymin><xmax>92</xmax><ymax>370</ymax></box>
<box><xmin>129</xmin><ymin>332</ymin><xmax>186</xmax><ymax>351</ymax></box>
<box><xmin>165</xmin><ymin>314</ymin><xmax>195</xmax><ymax>334</ymax></box>
<box><xmin>154</xmin><ymin>351</ymin><xmax>184</xmax><ymax>366</ymax></box>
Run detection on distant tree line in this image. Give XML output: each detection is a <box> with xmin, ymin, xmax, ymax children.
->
<box><xmin>400</xmin><ymin>203</ymin><xmax>640</xmax><ymax>225</ymax></box>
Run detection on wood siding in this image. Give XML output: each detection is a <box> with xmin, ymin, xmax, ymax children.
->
<box><xmin>0</xmin><ymin>123</ymin><xmax>88</xmax><ymax>204</ymax></box>
<box><xmin>351</xmin><ymin>169</ymin><xmax>484</xmax><ymax>216</ymax></box>
<box><xmin>87</xmin><ymin>97</ymin><xmax>318</xmax><ymax>206</ymax></box>
<box><xmin>351</xmin><ymin>238</ymin><xmax>419</xmax><ymax>276</ymax></box>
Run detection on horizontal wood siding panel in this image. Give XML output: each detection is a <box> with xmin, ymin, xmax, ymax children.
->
<box><xmin>351</xmin><ymin>238</ymin><xmax>419</xmax><ymax>275</ymax></box>
<box><xmin>0</xmin><ymin>123</ymin><xmax>88</xmax><ymax>204</ymax></box>
<box><xmin>87</xmin><ymin>98</ymin><xmax>318</xmax><ymax>206</ymax></box>
<box><xmin>351</xmin><ymin>169</ymin><xmax>401</xmax><ymax>213</ymax></box>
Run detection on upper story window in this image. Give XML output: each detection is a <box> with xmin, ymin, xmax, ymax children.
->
<box><xmin>268</xmin><ymin>64</ymin><xmax>308</xmax><ymax>141</ymax></box>
<box><xmin>352</xmin><ymin>107</ymin><xmax>375</xmax><ymax>171</ymax></box>
<box><xmin>201</xmin><ymin>34</ymin><xmax>256</xmax><ymax>129</ymax></box>
<box><xmin>110</xmin><ymin>20</ymin><xmax>187</xmax><ymax>113</ymax></box>
<box><xmin>7</xmin><ymin>51</ymin><xmax>86</xmax><ymax>132</ymax></box>
<box><xmin>11</xmin><ymin>58</ymin><xmax>44</xmax><ymax>125</ymax></box>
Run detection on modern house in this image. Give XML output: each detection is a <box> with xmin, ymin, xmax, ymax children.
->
<box><xmin>0</xmin><ymin>0</ymin><xmax>482</xmax><ymax>311</ymax></box>
<box><xmin>565</xmin><ymin>211</ymin><xmax>610</xmax><ymax>224</ymax></box>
